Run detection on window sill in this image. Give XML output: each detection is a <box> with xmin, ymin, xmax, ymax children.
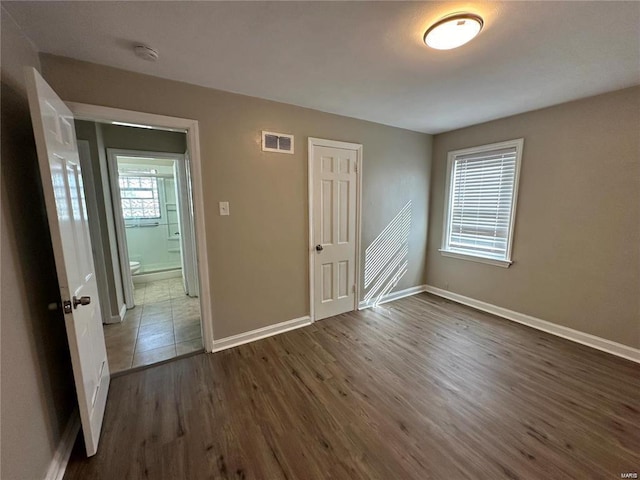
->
<box><xmin>439</xmin><ymin>249</ymin><xmax>512</xmax><ymax>268</ymax></box>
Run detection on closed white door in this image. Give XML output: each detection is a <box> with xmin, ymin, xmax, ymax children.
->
<box><xmin>310</xmin><ymin>139</ymin><xmax>360</xmax><ymax>320</ymax></box>
<box><xmin>25</xmin><ymin>68</ymin><xmax>109</xmax><ymax>456</ymax></box>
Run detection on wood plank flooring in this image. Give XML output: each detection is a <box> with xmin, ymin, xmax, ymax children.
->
<box><xmin>64</xmin><ymin>293</ymin><xmax>640</xmax><ymax>480</ymax></box>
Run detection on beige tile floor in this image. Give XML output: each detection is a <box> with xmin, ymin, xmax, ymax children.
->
<box><xmin>104</xmin><ymin>277</ymin><xmax>202</xmax><ymax>373</ymax></box>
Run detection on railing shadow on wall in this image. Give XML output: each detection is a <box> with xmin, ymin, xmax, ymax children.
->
<box><xmin>362</xmin><ymin>200</ymin><xmax>412</xmax><ymax>308</ymax></box>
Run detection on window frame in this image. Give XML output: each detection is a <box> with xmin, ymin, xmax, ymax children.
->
<box><xmin>440</xmin><ymin>138</ymin><xmax>524</xmax><ymax>268</ymax></box>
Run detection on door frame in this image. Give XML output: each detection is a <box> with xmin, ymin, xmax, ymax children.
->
<box><xmin>68</xmin><ymin>102</ymin><xmax>214</xmax><ymax>353</ymax></box>
<box><xmin>307</xmin><ymin>137</ymin><xmax>363</xmax><ymax>322</ymax></box>
<box><xmin>106</xmin><ymin>148</ymin><xmax>197</xmax><ymax>309</ymax></box>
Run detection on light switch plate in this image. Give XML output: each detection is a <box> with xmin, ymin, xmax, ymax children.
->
<box><xmin>219</xmin><ymin>201</ymin><xmax>229</xmax><ymax>216</ymax></box>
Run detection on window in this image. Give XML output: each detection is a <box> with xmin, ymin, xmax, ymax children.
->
<box><xmin>441</xmin><ymin>138</ymin><xmax>523</xmax><ymax>267</ymax></box>
<box><xmin>119</xmin><ymin>176</ymin><xmax>161</xmax><ymax>220</ymax></box>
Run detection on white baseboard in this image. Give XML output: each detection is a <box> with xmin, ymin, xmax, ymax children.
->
<box><xmin>45</xmin><ymin>410</ymin><xmax>80</xmax><ymax>480</ymax></box>
<box><xmin>359</xmin><ymin>284</ymin><xmax>427</xmax><ymax>310</ymax></box>
<box><xmin>424</xmin><ymin>285</ymin><xmax>640</xmax><ymax>364</ymax></box>
<box><xmin>132</xmin><ymin>269</ymin><xmax>182</xmax><ymax>284</ymax></box>
<box><xmin>213</xmin><ymin>316</ymin><xmax>312</xmax><ymax>353</ymax></box>
<box><xmin>105</xmin><ymin>303</ymin><xmax>127</xmax><ymax>325</ymax></box>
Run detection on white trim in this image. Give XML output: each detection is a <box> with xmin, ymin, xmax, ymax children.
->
<box><xmin>174</xmin><ymin>153</ymin><xmax>199</xmax><ymax>296</ymax></box>
<box><xmin>441</xmin><ymin>138</ymin><xmax>524</xmax><ymax>267</ymax></box>
<box><xmin>132</xmin><ymin>269</ymin><xmax>182</xmax><ymax>284</ymax></box>
<box><xmin>355</xmin><ymin>146</ymin><xmax>364</xmax><ymax>317</ymax></box>
<box><xmin>424</xmin><ymin>285</ymin><xmax>640</xmax><ymax>364</ymax></box>
<box><xmin>119</xmin><ymin>303</ymin><xmax>127</xmax><ymax>321</ymax></box>
<box><xmin>308</xmin><ymin>141</ymin><xmax>314</xmax><ymax>322</ymax></box>
<box><xmin>308</xmin><ymin>137</ymin><xmax>363</xmax><ymax>322</ymax></box>
<box><xmin>67</xmin><ymin>102</ymin><xmax>192</xmax><ymax>132</ymax></box>
<box><xmin>182</xmin><ymin>151</ymin><xmax>200</xmax><ymax>296</ymax></box>
<box><xmin>359</xmin><ymin>284</ymin><xmax>427</xmax><ymax>310</ymax></box>
<box><xmin>44</xmin><ymin>410</ymin><xmax>80</xmax><ymax>480</ymax></box>
<box><xmin>66</xmin><ymin>102</ymin><xmax>214</xmax><ymax>353</ymax></box>
<box><xmin>212</xmin><ymin>316</ymin><xmax>312</xmax><ymax>352</ymax></box>
<box><xmin>438</xmin><ymin>249</ymin><xmax>512</xmax><ymax>268</ymax></box>
<box><xmin>106</xmin><ymin>148</ymin><xmax>197</xmax><ymax>303</ymax></box>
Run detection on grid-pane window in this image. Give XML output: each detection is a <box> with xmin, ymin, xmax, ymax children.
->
<box><xmin>442</xmin><ymin>139</ymin><xmax>523</xmax><ymax>266</ymax></box>
<box><xmin>119</xmin><ymin>176</ymin><xmax>161</xmax><ymax>219</ymax></box>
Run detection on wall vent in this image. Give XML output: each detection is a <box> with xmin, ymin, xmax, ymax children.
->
<box><xmin>262</xmin><ymin>131</ymin><xmax>294</xmax><ymax>154</ymax></box>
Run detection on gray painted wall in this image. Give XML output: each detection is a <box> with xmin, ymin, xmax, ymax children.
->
<box><xmin>40</xmin><ymin>54</ymin><xmax>432</xmax><ymax>339</ymax></box>
<box><xmin>0</xmin><ymin>9</ymin><xmax>75</xmax><ymax>479</ymax></box>
<box><xmin>101</xmin><ymin>123</ymin><xmax>187</xmax><ymax>154</ymax></box>
<box><xmin>427</xmin><ymin>87</ymin><xmax>640</xmax><ymax>348</ymax></box>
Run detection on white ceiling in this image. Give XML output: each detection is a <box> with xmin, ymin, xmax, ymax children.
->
<box><xmin>5</xmin><ymin>1</ymin><xmax>639</xmax><ymax>134</ymax></box>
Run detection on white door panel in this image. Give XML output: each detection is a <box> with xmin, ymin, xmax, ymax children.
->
<box><xmin>25</xmin><ymin>67</ymin><xmax>109</xmax><ymax>456</ymax></box>
<box><xmin>311</xmin><ymin>142</ymin><xmax>359</xmax><ymax>320</ymax></box>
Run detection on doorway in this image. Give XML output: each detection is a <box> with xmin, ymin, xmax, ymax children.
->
<box><xmin>26</xmin><ymin>70</ymin><xmax>213</xmax><ymax>457</ymax></box>
<box><xmin>73</xmin><ymin>111</ymin><xmax>212</xmax><ymax>373</ymax></box>
<box><xmin>107</xmin><ymin>149</ymin><xmax>202</xmax><ymax>371</ymax></box>
<box><xmin>107</xmin><ymin>150</ymin><xmax>199</xmax><ymax>305</ymax></box>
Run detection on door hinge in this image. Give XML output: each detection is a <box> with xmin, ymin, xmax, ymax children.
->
<box><xmin>352</xmin><ymin>284</ymin><xmax>356</xmax><ymax>293</ymax></box>
<box><xmin>354</xmin><ymin>161</ymin><xmax>358</xmax><ymax>173</ymax></box>
<box><xmin>63</xmin><ymin>300</ymin><xmax>72</xmax><ymax>314</ymax></box>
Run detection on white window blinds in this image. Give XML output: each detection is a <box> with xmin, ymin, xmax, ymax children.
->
<box><xmin>444</xmin><ymin>142</ymin><xmax>521</xmax><ymax>263</ymax></box>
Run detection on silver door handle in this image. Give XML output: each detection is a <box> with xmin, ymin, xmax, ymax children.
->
<box><xmin>72</xmin><ymin>296</ymin><xmax>91</xmax><ymax>309</ymax></box>
<box><xmin>315</xmin><ymin>244</ymin><xmax>323</xmax><ymax>252</ymax></box>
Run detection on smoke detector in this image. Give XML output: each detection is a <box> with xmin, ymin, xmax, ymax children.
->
<box><xmin>134</xmin><ymin>45</ymin><xmax>159</xmax><ymax>62</ymax></box>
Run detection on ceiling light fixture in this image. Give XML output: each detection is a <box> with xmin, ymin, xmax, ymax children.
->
<box><xmin>424</xmin><ymin>13</ymin><xmax>484</xmax><ymax>50</ymax></box>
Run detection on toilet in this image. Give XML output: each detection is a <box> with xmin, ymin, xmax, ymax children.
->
<box><xmin>129</xmin><ymin>261</ymin><xmax>141</xmax><ymax>275</ymax></box>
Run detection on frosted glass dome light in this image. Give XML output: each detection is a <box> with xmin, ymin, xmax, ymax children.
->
<box><xmin>424</xmin><ymin>13</ymin><xmax>484</xmax><ymax>50</ymax></box>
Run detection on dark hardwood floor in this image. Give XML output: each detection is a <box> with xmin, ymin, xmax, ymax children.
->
<box><xmin>64</xmin><ymin>293</ymin><xmax>640</xmax><ymax>479</ymax></box>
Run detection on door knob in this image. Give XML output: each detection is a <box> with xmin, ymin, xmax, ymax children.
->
<box><xmin>72</xmin><ymin>296</ymin><xmax>91</xmax><ymax>309</ymax></box>
<box><xmin>315</xmin><ymin>244</ymin><xmax>324</xmax><ymax>252</ymax></box>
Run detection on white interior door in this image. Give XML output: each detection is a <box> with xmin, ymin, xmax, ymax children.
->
<box><xmin>25</xmin><ymin>67</ymin><xmax>109</xmax><ymax>457</ymax></box>
<box><xmin>310</xmin><ymin>139</ymin><xmax>360</xmax><ymax>320</ymax></box>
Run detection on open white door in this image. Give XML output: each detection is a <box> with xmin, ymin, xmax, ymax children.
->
<box><xmin>309</xmin><ymin>138</ymin><xmax>361</xmax><ymax>321</ymax></box>
<box><xmin>25</xmin><ymin>68</ymin><xmax>109</xmax><ymax>456</ymax></box>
